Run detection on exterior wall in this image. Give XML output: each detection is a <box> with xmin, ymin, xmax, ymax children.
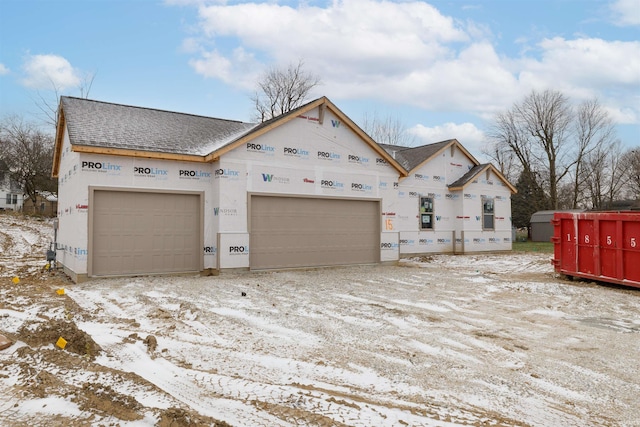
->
<box><xmin>22</xmin><ymin>194</ymin><xmax>57</xmax><ymax>217</ymax></box>
<box><xmin>393</xmin><ymin>146</ymin><xmax>476</xmax><ymax>255</ymax></box>
<box><xmin>0</xmin><ymin>172</ymin><xmax>24</xmax><ymax>211</ymax></box>
<box><xmin>56</xmin><ymin>126</ymin><xmax>85</xmax><ymax>280</ymax></box>
<box><xmin>456</xmin><ymin>170</ymin><xmax>513</xmax><ymax>252</ymax></box>
<box><xmin>0</xmin><ymin>190</ymin><xmax>23</xmax><ymax>211</ymax></box>
<box><xmin>218</xmin><ymin>110</ymin><xmax>401</xmax><ymax>269</ymax></box>
<box><xmin>56</xmin><ymin>124</ymin><xmax>218</xmax><ymax>279</ymax></box>
<box><xmin>531</xmin><ymin>222</ymin><xmax>554</xmax><ymax>242</ymax></box>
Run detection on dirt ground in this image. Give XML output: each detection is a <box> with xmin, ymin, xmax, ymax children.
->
<box><xmin>1</xmin><ymin>213</ymin><xmax>639</xmax><ymax>426</ymax></box>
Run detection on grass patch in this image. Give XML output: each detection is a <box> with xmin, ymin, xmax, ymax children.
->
<box><xmin>512</xmin><ymin>240</ymin><xmax>554</xmax><ymax>253</ymax></box>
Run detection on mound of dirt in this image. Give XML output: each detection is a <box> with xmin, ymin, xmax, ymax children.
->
<box><xmin>157</xmin><ymin>407</ymin><xmax>233</xmax><ymax>427</ymax></box>
<box><xmin>80</xmin><ymin>382</ymin><xmax>143</xmax><ymax>421</ymax></box>
<box><xmin>17</xmin><ymin>318</ymin><xmax>101</xmax><ymax>360</ymax></box>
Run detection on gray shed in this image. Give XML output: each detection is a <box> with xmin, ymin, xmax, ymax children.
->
<box><xmin>530</xmin><ymin>210</ymin><xmax>584</xmax><ymax>242</ymax></box>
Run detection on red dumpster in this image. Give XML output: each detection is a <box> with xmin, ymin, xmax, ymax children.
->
<box><xmin>552</xmin><ymin>212</ymin><xmax>640</xmax><ymax>288</ymax></box>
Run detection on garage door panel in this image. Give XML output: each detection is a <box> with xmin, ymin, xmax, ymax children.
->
<box><xmin>251</xmin><ymin>196</ymin><xmax>379</xmax><ymax>269</ymax></box>
<box><xmin>92</xmin><ymin>191</ymin><xmax>200</xmax><ymax>277</ymax></box>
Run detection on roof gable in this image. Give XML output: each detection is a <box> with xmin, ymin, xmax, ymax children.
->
<box><xmin>448</xmin><ymin>163</ymin><xmax>517</xmax><ymax>194</ymax></box>
<box><xmin>380</xmin><ymin>139</ymin><xmax>479</xmax><ymax>174</ymax></box>
<box><xmin>205</xmin><ymin>96</ymin><xmax>407</xmax><ymax>176</ymax></box>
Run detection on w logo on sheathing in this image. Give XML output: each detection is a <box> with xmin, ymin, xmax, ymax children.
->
<box><xmin>331</xmin><ymin>119</ymin><xmax>341</xmax><ymax>128</ymax></box>
<box><xmin>262</xmin><ymin>174</ymin><xmax>273</xmax><ymax>182</ymax></box>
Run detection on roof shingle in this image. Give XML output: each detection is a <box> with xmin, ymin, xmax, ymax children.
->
<box><xmin>61</xmin><ymin>97</ymin><xmax>257</xmax><ymax>156</ymax></box>
<box><xmin>379</xmin><ymin>140</ymin><xmax>455</xmax><ymax>171</ymax></box>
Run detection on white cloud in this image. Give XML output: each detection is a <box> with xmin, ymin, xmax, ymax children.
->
<box><xmin>610</xmin><ymin>0</ymin><xmax>640</xmax><ymax>26</ymax></box>
<box><xmin>189</xmin><ymin>47</ymin><xmax>260</xmax><ymax>89</ymax></box>
<box><xmin>410</xmin><ymin>122</ymin><xmax>486</xmax><ymax>156</ymax></box>
<box><xmin>516</xmin><ymin>37</ymin><xmax>640</xmax><ymax>124</ymax></box>
<box><xmin>178</xmin><ymin>0</ymin><xmax>640</xmax><ymax>127</ymax></box>
<box><xmin>523</xmin><ymin>37</ymin><xmax>640</xmax><ymax>88</ymax></box>
<box><xmin>191</xmin><ymin>0</ymin><xmax>468</xmax><ymax>82</ymax></box>
<box><xmin>21</xmin><ymin>54</ymin><xmax>81</xmax><ymax>90</ymax></box>
<box><xmin>0</xmin><ymin>63</ymin><xmax>9</xmax><ymax>75</ymax></box>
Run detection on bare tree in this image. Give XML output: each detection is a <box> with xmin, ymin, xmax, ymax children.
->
<box><xmin>625</xmin><ymin>148</ymin><xmax>640</xmax><ymax>199</ymax></box>
<box><xmin>583</xmin><ymin>142</ymin><xmax>608</xmax><ymax>209</ymax></box>
<box><xmin>251</xmin><ymin>59</ymin><xmax>321</xmax><ymax>122</ymax></box>
<box><xmin>486</xmin><ymin>108</ymin><xmax>543</xmax><ymax>195</ymax></box>
<box><xmin>583</xmin><ymin>141</ymin><xmax>629</xmax><ymax>209</ymax></box>
<box><xmin>516</xmin><ymin>90</ymin><xmax>574</xmax><ymax>209</ymax></box>
<box><xmin>487</xmin><ymin>90</ymin><xmax>621</xmax><ymax>210</ymax></box>
<box><xmin>34</xmin><ymin>71</ymin><xmax>96</xmax><ymax>128</ymax></box>
<box><xmin>0</xmin><ymin>116</ymin><xmax>57</xmax><ymax>211</ymax></box>
<box><xmin>604</xmin><ymin>142</ymin><xmax>629</xmax><ymax>207</ymax></box>
<box><xmin>361</xmin><ymin>111</ymin><xmax>416</xmax><ymax>147</ymax></box>
<box><xmin>481</xmin><ymin>139</ymin><xmax>518</xmax><ymax>183</ymax></box>
<box><xmin>571</xmin><ymin>98</ymin><xmax>617</xmax><ymax>208</ymax></box>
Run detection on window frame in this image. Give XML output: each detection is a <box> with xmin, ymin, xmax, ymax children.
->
<box><xmin>419</xmin><ymin>196</ymin><xmax>434</xmax><ymax>230</ymax></box>
<box><xmin>482</xmin><ymin>196</ymin><xmax>495</xmax><ymax>230</ymax></box>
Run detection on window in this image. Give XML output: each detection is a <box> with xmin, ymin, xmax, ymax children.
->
<box><xmin>419</xmin><ymin>197</ymin><xmax>434</xmax><ymax>229</ymax></box>
<box><xmin>482</xmin><ymin>197</ymin><xmax>494</xmax><ymax>230</ymax></box>
<box><xmin>12</xmin><ymin>194</ymin><xmax>17</xmax><ymax>204</ymax></box>
<box><xmin>5</xmin><ymin>194</ymin><xmax>10</xmax><ymax>204</ymax></box>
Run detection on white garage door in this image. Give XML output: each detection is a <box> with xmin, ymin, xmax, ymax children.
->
<box><xmin>250</xmin><ymin>196</ymin><xmax>380</xmax><ymax>269</ymax></box>
<box><xmin>90</xmin><ymin>190</ymin><xmax>201</xmax><ymax>277</ymax></box>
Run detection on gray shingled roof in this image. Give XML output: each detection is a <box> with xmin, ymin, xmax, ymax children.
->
<box><xmin>61</xmin><ymin>97</ymin><xmax>257</xmax><ymax>156</ymax></box>
<box><xmin>379</xmin><ymin>140</ymin><xmax>454</xmax><ymax>171</ymax></box>
<box><xmin>448</xmin><ymin>164</ymin><xmax>488</xmax><ymax>189</ymax></box>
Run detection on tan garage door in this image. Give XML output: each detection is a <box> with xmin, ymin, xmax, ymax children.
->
<box><xmin>250</xmin><ymin>196</ymin><xmax>380</xmax><ymax>269</ymax></box>
<box><xmin>91</xmin><ymin>190</ymin><xmax>201</xmax><ymax>277</ymax></box>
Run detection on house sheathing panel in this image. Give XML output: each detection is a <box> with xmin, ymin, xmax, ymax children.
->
<box><xmin>454</xmin><ymin>170</ymin><xmax>513</xmax><ymax>252</ymax></box>
<box><xmin>56</xmin><ymin>126</ymin><xmax>87</xmax><ymax>281</ymax></box>
<box><xmin>56</xmin><ymin>135</ymin><xmax>219</xmax><ymax>281</ymax></box>
<box><xmin>214</xmin><ymin>110</ymin><xmax>401</xmax><ymax>270</ymax></box>
<box><xmin>53</xmin><ymin>96</ymin><xmax>515</xmax><ymax>282</ymax></box>
<box><xmin>391</xmin><ymin>144</ymin><xmax>477</xmax><ymax>254</ymax></box>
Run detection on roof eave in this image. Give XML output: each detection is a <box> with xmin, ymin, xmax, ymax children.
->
<box><xmin>52</xmin><ymin>101</ymin><xmax>66</xmax><ymax>178</ymax></box>
<box><xmin>71</xmin><ymin>145</ymin><xmax>208</xmax><ymax>163</ymax></box>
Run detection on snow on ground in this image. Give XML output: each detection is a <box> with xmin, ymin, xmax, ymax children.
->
<box><xmin>1</xmin><ymin>212</ymin><xmax>639</xmax><ymax>426</ymax></box>
<box><xmin>0</xmin><ymin>212</ymin><xmax>54</xmax><ymax>276</ymax></box>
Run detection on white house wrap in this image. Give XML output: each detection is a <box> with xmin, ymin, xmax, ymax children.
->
<box><xmin>52</xmin><ymin>96</ymin><xmax>516</xmax><ymax>282</ymax></box>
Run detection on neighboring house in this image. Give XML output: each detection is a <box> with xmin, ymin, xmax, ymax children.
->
<box><xmin>0</xmin><ymin>159</ymin><xmax>24</xmax><ymax>211</ymax></box>
<box><xmin>52</xmin><ymin>96</ymin><xmax>516</xmax><ymax>282</ymax></box>
<box><xmin>22</xmin><ymin>191</ymin><xmax>58</xmax><ymax>217</ymax></box>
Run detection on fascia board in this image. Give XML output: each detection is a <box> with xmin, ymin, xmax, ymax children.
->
<box><xmin>71</xmin><ymin>145</ymin><xmax>208</xmax><ymax>163</ymax></box>
<box><xmin>52</xmin><ymin>105</ymin><xmax>66</xmax><ymax>178</ymax></box>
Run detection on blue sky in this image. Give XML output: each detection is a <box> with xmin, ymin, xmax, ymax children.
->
<box><xmin>1</xmin><ymin>0</ymin><xmax>639</xmax><ymax>158</ymax></box>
